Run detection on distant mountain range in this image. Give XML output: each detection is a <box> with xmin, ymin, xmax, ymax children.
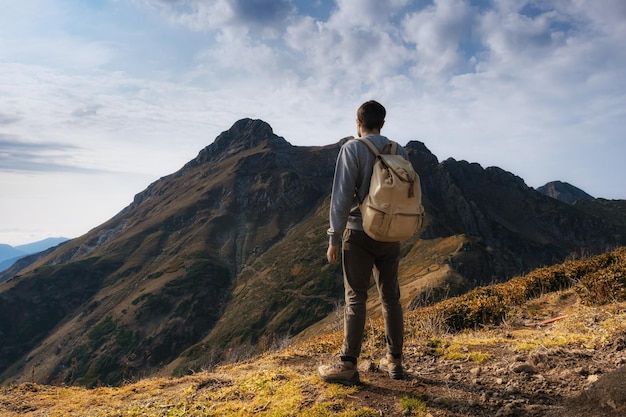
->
<box><xmin>0</xmin><ymin>119</ymin><xmax>624</xmax><ymax>387</ymax></box>
<box><xmin>0</xmin><ymin>237</ymin><xmax>69</xmax><ymax>272</ymax></box>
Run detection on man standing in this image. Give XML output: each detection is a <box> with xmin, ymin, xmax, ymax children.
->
<box><xmin>318</xmin><ymin>100</ymin><xmax>406</xmax><ymax>384</ymax></box>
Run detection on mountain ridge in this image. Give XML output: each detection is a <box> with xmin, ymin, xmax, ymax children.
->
<box><xmin>0</xmin><ymin>238</ymin><xmax>69</xmax><ymax>273</ymax></box>
<box><xmin>0</xmin><ymin>119</ymin><xmax>624</xmax><ymax>387</ymax></box>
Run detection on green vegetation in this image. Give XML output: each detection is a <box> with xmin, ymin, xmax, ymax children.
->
<box><xmin>401</xmin><ymin>396</ymin><xmax>428</xmax><ymax>416</ymax></box>
<box><xmin>88</xmin><ymin>316</ymin><xmax>117</xmax><ymax>348</ymax></box>
<box><xmin>0</xmin><ymin>257</ymin><xmax>122</xmax><ymax>377</ymax></box>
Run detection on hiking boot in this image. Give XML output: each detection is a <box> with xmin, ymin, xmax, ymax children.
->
<box><xmin>379</xmin><ymin>354</ymin><xmax>404</xmax><ymax>380</ymax></box>
<box><xmin>318</xmin><ymin>360</ymin><xmax>360</xmax><ymax>385</ymax></box>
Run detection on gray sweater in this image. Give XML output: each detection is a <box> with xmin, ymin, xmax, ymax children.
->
<box><xmin>327</xmin><ymin>134</ymin><xmax>410</xmax><ymax>246</ymax></box>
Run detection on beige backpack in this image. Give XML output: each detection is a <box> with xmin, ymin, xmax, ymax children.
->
<box><xmin>357</xmin><ymin>137</ymin><xmax>424</xmax><ymax>242</ymax></box>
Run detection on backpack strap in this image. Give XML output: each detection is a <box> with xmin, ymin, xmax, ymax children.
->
<box><xmin>355</xmin><ymin>137</ymin><xmax>380</xmax><ymax>156</ymax></box>
<box><xmin>355</xmin><ymin>137</ymin><xmax>398</xmax><ymax>156</ymax></box>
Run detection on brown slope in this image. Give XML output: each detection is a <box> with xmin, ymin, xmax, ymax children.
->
<box><xmin>0</xmin><ymin>119</ymin><xmax>339</xmax><ymax>387</ymax></box>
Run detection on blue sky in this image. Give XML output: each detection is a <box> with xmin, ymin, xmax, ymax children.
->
<box><xmin>1</xmin><ymin>0</ymin><xmax>625</xmax><ymax>245</ymax></box>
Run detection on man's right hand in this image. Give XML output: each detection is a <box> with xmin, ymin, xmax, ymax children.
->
<box><xmin>326</xmin><ymin>244</ymin><xmax>339</xmax><ymax>264</ymax></box>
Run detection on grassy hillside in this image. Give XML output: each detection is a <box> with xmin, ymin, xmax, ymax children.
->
<box><xmin>2</xmin><ymin>247</ymin><xmax>625</xmax><ymax>416</ymax></box>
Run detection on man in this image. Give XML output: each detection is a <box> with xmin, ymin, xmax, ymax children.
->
<box><xmin>318</xmin><ymin>100</ymin><xmax>406</xmax><ymax>384</ymax></box>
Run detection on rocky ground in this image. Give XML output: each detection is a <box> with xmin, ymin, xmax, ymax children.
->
<box><xmin>353</xmin><ymin>343</ymin><xmax>625</xmax><ymax>416</ymax></box>
<box><xmin>330</xmin><ymin>327</ymin><xmax>626</xmax><ymax>416</ymax></box>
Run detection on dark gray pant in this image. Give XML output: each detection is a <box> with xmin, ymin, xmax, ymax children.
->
<box><xmin>341</xmin><ymin>229</ymin><xmax>404</xmax><ymax>360</ymax></box>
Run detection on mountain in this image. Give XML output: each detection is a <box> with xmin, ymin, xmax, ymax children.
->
<box><xmin>536</xmin><ymin>181</ymin><xmax>626</xmax><ymax>232</ymax></box>
<box><xmin>14</xmin><ymin>237</ymin><xmax>70</xmax><ymax>255</ymax></box>
<box><xmin>536</xmin><ymin>180</ymin><xmax>594</xmax><ymax>204</ymax></box>
<box><xmin>0</xmin><ymin>119</ymin><xmax>625</xmax><ymax>388</ymax></box>
<box><xmin>0</xmin><ymin>245</ymin><xmax>24</xmax><ymax>264</ymax></box>
<box><xmin>0</xmin><ymin>238</ymin><xmax>69</xmax><ymax>273</ymax></box>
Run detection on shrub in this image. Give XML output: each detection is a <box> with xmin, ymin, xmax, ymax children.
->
<box><xmin>424</xmin><ymin>247</ymin><xmax>626</xmax><ymax>331</ymax></box>
<box><xmin>575</xmin><ymin>248</ymin><xmax>626</xmax><ymax>305</ymax></box>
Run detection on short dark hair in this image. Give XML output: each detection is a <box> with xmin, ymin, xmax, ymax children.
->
<box><xmin>357</xmin><ymin>100</ymin><xmax>386</xmax><ymax>130</ymax></box>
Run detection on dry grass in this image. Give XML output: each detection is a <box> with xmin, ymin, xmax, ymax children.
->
<box><xmin>2</xmin><ymin>247</ymin><xmax>626</xmax><ymax>416</ymax></box>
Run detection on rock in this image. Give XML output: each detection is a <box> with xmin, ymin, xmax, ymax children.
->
<box><xmin>587</xmin><ymin>374</ymin><xmax>600</xmax><ymax>383</ymax></box>
<box><xmin>359</xmin><ymin>360</ymin><xmax>377</xmax><ymax>372</ymax></box>
<box><xmin>511</xmin><ymin>363</ymin><xmax>537</xmax><ymax>374</ymax></box>
<box><xmin>495</xmin><ymin>402</ymin><xmax>517</xmax><ymax>416</ymax></box>
<box><xmin>470</xmin><ymin>366</ymin><xmax>482</xmax><ymax>377</ymax></box>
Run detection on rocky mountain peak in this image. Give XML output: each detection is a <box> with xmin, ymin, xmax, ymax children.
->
<box><xmin>537</xmin><ymin>180</ymin><xmax>594</xmax><ymax>204</ymax></box>
<box><xmin>186</xmin><ymin>118</ymin><xmax>291</xmax><ymax>168</ymax></box>
<box><xmin>405</xmin><ymin>140</ymin><xmax>440</xmax><ymax>177</ymax></box>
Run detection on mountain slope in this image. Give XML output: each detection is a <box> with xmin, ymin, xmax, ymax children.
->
<box><xmin>2</xmin><ymin>247</ymin><xmax>626</xmax><ymax>417</ymax></box>
<box><xmin>0</xmin><ymin>119</ymin><xmax>625</xmax><ymax>387</ymax></box>
<box><xmin>0</xmin><ymin>119</ymin><xmax>340</xmax><ymax>387</ymax></box>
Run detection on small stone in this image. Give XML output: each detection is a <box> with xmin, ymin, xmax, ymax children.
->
<box><xmin>470</xmin><ymin>366</ymin><xmax>482</xmax><ymax>377</ymax></box>
<box><xmin>605</xmin><ymin>399</ymin><xmax>618</xmax><ymax>411</ymax></box>
<box><xmin>511</xmin><ymin>363</ymin><xmax>537</xmax><ymax>374</ymax></box>
<box><xmin>358</xmin><ymin>360</ymin><xmax>376</xmax><ymax>372</ymax></box>
<box><xmin>505</xmin><ymin>380</ymin><xmax>520</xmax><ymax>392</ymax></box>
<box><xmin>587</xmin><ymin>374</ymin><xmax>600</xmax><ymax>383</ymax></box>
<box><xmin>495</xmin><ymin>403</ymin><xmax>517</xmax><ymax>417</ymax></box>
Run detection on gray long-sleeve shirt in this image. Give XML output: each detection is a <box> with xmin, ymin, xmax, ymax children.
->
<box><xmin>327</xmin><ymin>134</ymin><xmax>410</xmax><ymax>246</ymax></box>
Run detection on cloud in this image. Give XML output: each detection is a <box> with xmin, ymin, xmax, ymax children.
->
<box><xmin>0</xmin><ymin>135</ymin><xmax>96</xmax><ymax>174</ymax></box>
<box><xmin>229</xmin><ymin>0</ymin><xmax>295</xmax><ymax>27</ymax></box>
<box><xmin>0</xmin><ymin>113</ymin><xmax>21</xmax><ymax>125</ymax></box>
<box><xmin>137</xmin><ymin>0</ymin><xmax>295</xmax><ymax>37</ymax></box>
<box><xmin>1</xmin><ymin>1</ymin><xmax>625</xmax><ymax>198</ymax></box>
<box><xmin>70</xmin><ymin>104</ymin><xmax>103</xmax><ymax>119</ymax></box>
<box><xmin>402</xmin><ymin>0</ymin><xmax>476</xmax><ymax>79</ymax></box>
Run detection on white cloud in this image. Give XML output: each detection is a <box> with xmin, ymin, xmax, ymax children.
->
<box><xmin>402</xmin><ymin>0</ymin><xmax>475</xmax><ymax>80</ymax></box>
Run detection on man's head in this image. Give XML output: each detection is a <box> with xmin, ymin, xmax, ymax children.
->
<box><xmin>357</xmin><ymin>100</ymin><xmax>385</xmax><ymax>136</ymax></box>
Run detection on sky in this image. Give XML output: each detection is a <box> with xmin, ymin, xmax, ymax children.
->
<box><xmin>1</xmin><ymin>0</ymin><xmax>625</xmax><ymax>246</ymax></box>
